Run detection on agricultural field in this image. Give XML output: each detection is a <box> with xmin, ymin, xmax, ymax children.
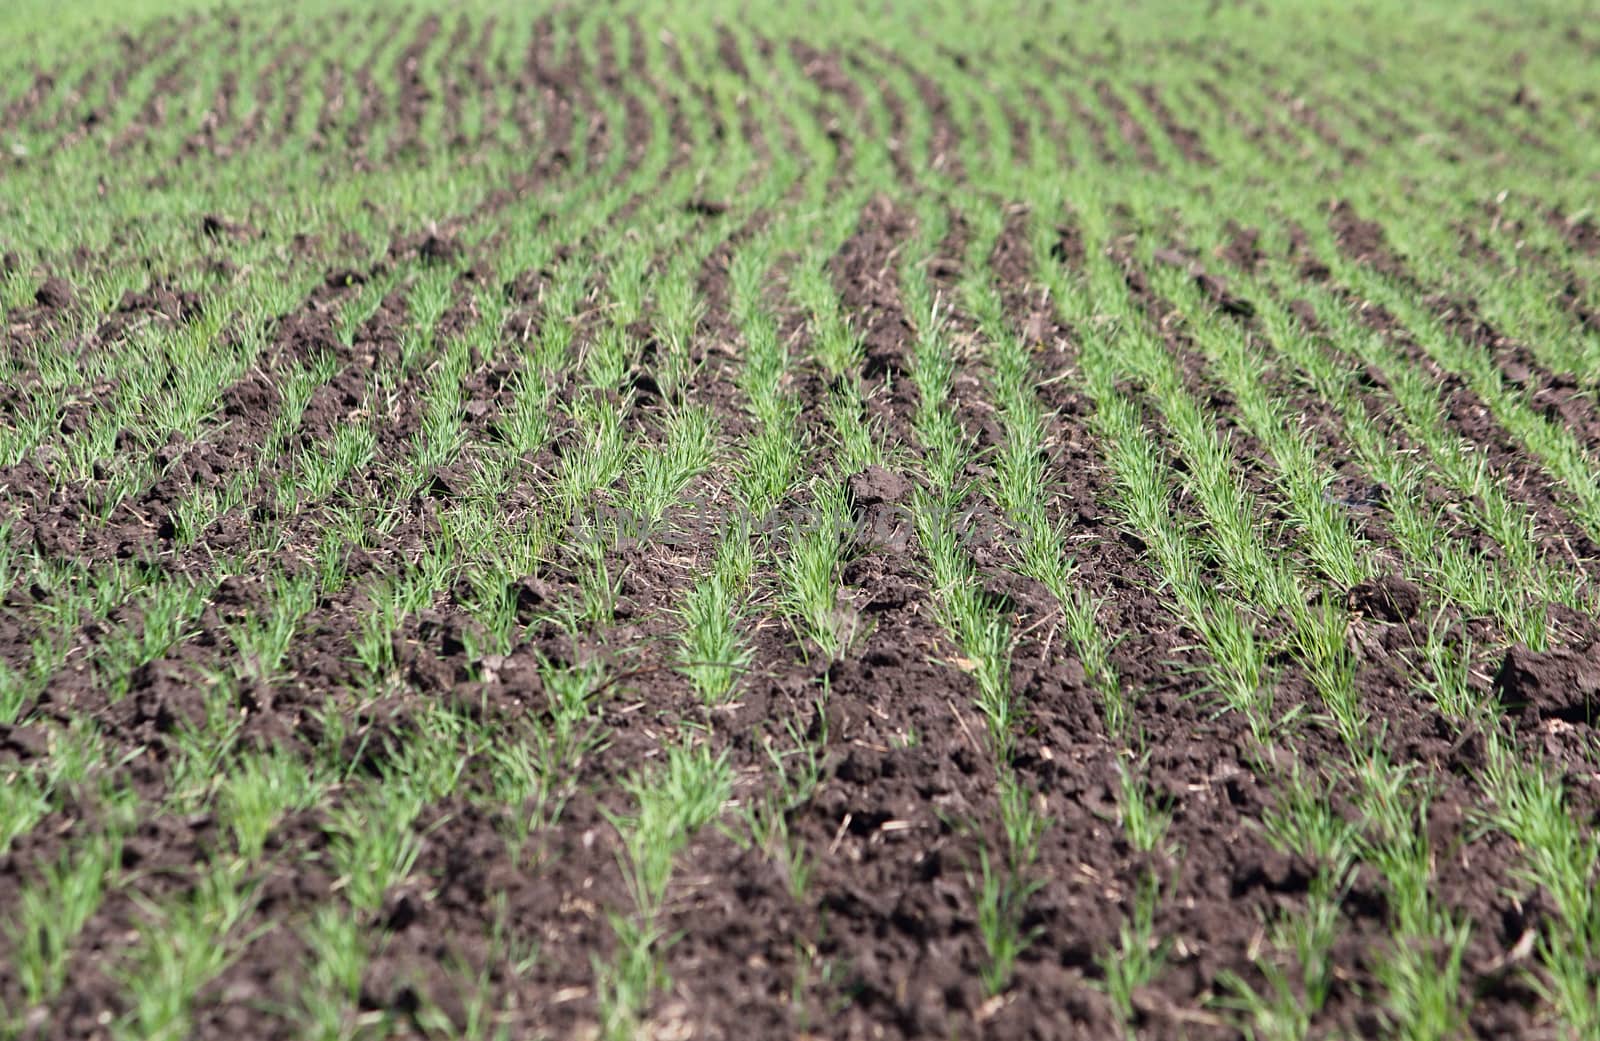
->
<box><xmin>1</xmin><ymin>0</ymin><xmax>1599</xmax><ymax>1038</ymax></box>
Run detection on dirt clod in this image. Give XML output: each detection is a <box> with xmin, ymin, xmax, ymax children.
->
<box><xmin>848</xmin><ymin>465</ymin><xmax>912</xmax><ymax>506</ymax></box>
<box><xmin>1347</xmin><ymin>574</ymin><xmax>1423</xmax><ymax>623</ymax></box>
<box><xmin>684</xmin><ymin>198</ymin><xmax>729</xmax><ymax>216</ymax></box>
<box><xmin>1493</xmin><ymin>642</ymin><xmax>1600</xmax><ymax>725</ymax></box>
<box><xmin>418</xmin><ymin>232</ymin><xmax>461</xmax><ymax>264</ymax></box>
<box><xmin>201</xmin><ymin>213</ymin><xmax>256</xmax><ymax>240</ymax></box>
<box><xmin>34</xmin><ymin>276</ymin><xmax>75</xmax><ymax>309</ymax></box>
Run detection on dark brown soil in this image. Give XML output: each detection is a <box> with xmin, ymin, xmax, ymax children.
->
<box><xmin>1494</xmin><ymin>642</ymin><xmax>1600</xmax><ymax>727</ymax></box>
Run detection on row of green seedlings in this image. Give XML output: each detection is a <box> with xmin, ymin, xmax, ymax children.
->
<box><xmin>580</xmin><ymin>268</ymin><xmax>730</xmax><ymax>1039</ymax></box>
<box><xmin>663</xmin><ymin>5</ymin><xmax>880</xmax><ymax>708</ymax></box>
<box><xmin>1172</xmin><ymin>53</ymin><xmax>1600</xmax><ymax>1035</ymax></box>
<box><xmin>909</xmin><ymin>45</ymin><xmax>1217</xmax><ymax>946</ymax></box>
<box><xmin>1030</xmin><ymin>189</ymin><xmax>1476</xmax><ymax>1038</ymax></box>
<box><xmin>357</xmin><ymin>188</ymin><xmax>747</xmax><ymax>1037</ymax></box>
<box><xmin>540</xmin><ymin>77</ymin><xmax>834</xmax><ymax>1030</ymax></box>
<box><xmin>1017</xmin><ymin>63</ymin><xmax>1593</xmax><ymax>1036</ymax></box>
<box><xmin>441</xmin><ymin>8</ymin><xmax>787</xmax><ymax>654</ymax></box>
<box><xmin>400</xmin><ymin>185</ymin><xmax>748</xmax><ymax>1036</ymax></box>
<box><xmin>653</xmin><ymin>78</ymin><xmax>922</xmax><ymax>1003</ymax></box>
<box><xmin>600</xmin><ymin>179</ymin><xmax>876</xmax><ymax>1031</ymax></box>
<box><xmin>294</xmin><ymin>206</ymin><xmax>721</xmax><ymax>1038</ymax></box>
<box><xmin>1145</xmin><ymin>59</ymin><xmax>1600</xmax><ymax>609</ymax></box>
<box><xmin>886</xmin><ymin>193</ymin><xmax>1049</xmax><ymax>999</ymax></box>
<box><xmin>1154</xmin><ymin>189</ymin><xmax>1600</xmax><ymax>1037</ymax></box>
<box><xmin>941</xmin><ymin>188</ymin><xmax>1180</xmax><ymax>1028</ymax></box>
<box><xmin>811</xmin><ymin>32</ymin><xmax>1174</xmax><ymax>990</ymax></box>
<box><xmin>0</xmin><ymin>134</ymin><xmax>742</xmax><ymax>1033</ymax></box>
<box><xmin>698</xmin><ymin>194</ymin><xmax>906</xmax><ymax>1032</ymax></box>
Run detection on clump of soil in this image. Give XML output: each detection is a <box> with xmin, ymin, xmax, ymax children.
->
<box><xmin>1218</xmin><ymin>222</ymin><xmax>1264</xmax><ymax>274</ymax></box>
<box><xmin>1347</xmin><ymin>574</ymin><xmax>1423</xmax><ymax>624</ymax></box>
<box><xmin>847</xmin><ymin>465</ymin><xmax>914</xmax><ymax>552</ymax></box>
<box><xmin>200</xmin><ymin>213</ymin><xmax>256</xmax><ymax>241</ymax></box>
<box><xmin>847</xmin><ymin>465</ymin><xmax>911</xmax><ymax>507</ymax></box>
<box><xmin>1328</xmin><ymin>198</ymin><xmax>1409</xmax><ymax>281</ymax></box>
<box><xmin>34</xmin><ymin>276</ymin><xmax>75</xmax><ymax>309</ymax></box>
<box><xmin>1493</xmin><ymin>642</ymin><xmax>1600</xmax><ymax>725</ymax></box>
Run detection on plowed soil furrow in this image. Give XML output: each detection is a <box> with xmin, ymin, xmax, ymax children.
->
<box><xmin>309</xmin><ymin>54</ymin><xmax>345</xmax><ymax>152</ymax></box>
<box><xmin>827</xmin><ymin>195</ymin><xmax>920</xmax><ymax>448</ymax></box>
<box><xmin>506</xmin><ymin>14</ymin><xmax>553</xmax><ymax>148</ymax></box>
<box><xmin>9</xmin><ymin>115</ymin><xmax>731</xmax><ymax>712</ymax></box>
<box><xmin>1195</xmin><ymin>76</ymin><xmax>1297</xmax><ymax>161</ymax></box>
<box><xmin>386</xmin><ymin>12</ymin><xmax>444</xmax><ymax>163</ymax></box>
<box><xmin>993</xmin><ymin>213</ymin><xmax>1352</xmax><ymax>1038</ymax></box>
<box><xmin>1025</xmin><ymin>212</ymin><xmax>1585</xmax><ymax>1040</ymax></box>
<box><xmin>719</xmin><ymin>33</ymin><xmax>800</xmax><ymax>201</ymax></box>
<box><xmin>651</xmin><ymin>210</ymin><xmax>1007</xmax><ymax>1040</ymax></box>
<box><xmin>1061</xmin><ymin>81</ymin><xmax>1119</xmax><ymax>165</ymax></box>
<box><xmin>787</xmin><ymin>40</ymin><xmax>875</xmax><ymax>191</ymax></box>
<box><xmin>1258</xmin><ymin>80</ymin><xmax>1368</xmax><ymax>166</ymax></box>
<box><xmin>460</xmin><ymin>15</ymin><xmax>503</xmax><ymax>149</ymax></box>
<box><xmin>1012</xmin><ymin>79</ymin><xmax>1072</xmax><ymax>169</ymax></box>
<box><xmin>1315</xmin><ymin>204</ymin><xmax>1600</xmax><ymax>562</ymax></box>
<box><xmin>847</xmin><ymin>52</ymin><xmax>916</xmax><ymax>182</ymax></box>
<box><xmin>340</xmin><ymin>11</ymin><xmax>403</xmax><ymax>161</ymax></box>
<box><xmin>998</xmin><ymin>93</ymin><xmax>1033</xmax><ymax>169</ymax></box>
<box><xmin>38</xmin><ymin>22</ymin><xmax>159</xmax><ymax>147</ymax></box>
<box><xmin>180</xmin><ymin>55</ymin><xmax>241</xmax><ymax>158</ymax></box>
<box><xmin>890</xmin><ymin>47</ymin><xmax>969</xmax><ymax>181</ymax></box>
<box><xmin>435</xmin><ymin>13</ymin><xmax>474</xmax><ymax>152</ymax></box>
<box><xmin>1113</xmin><ymin>252</ymin><xmax>1327</xmax><ymax>566</ymax></box>
<box><xmin>1134</xmin><ymin>83</ymin><xmax>1213</xmax><ymax>167</ymax></box>
<box><xmin>1551</xmin><ymin>207</ymin><xmax>1600</xmax><ymax>259</ymax></box>
<box><xmin>108</xmin><ymin>15</ymin><xmax>243</xmax><ymax>158</ymax></box>
<box><xmin>267</xmin><ymin>39</ymin><xmax>319</xmax><ymax>151</ymax></box>
<box><xmin>1270</xmin><ymin>245</ymin><xmax>1578</xmax><ymax>575</ymax></box>
<box><xmin>223</xmin><ymin>20</ymin><xmax>302</xmax><ymax>155</ymax></box>
<box><xmin>31</xmin><ymin>59</ymin><xmax>100</xmax><ymax>139</ymax></box>
<box><xmin>0</xmin><ymin>67</ymin><xmax>59</xmax><ymax>135</ymax></box>
<box><xmin>1093</xmin><ymin>80</ymin><xmax>1161</xmax><ymax>169</ymax></box>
